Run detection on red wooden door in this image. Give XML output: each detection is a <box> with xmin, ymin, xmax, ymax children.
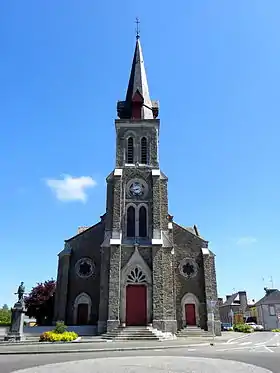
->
<box><xmin>185</xmin><ymin>304</ymin><xmax>196</xmax><ymax>325</ymax></box>
<box><xmin>77</xmin><ymin>304</ymin><xmax>88</xmax><ymax>325</ymax></box>
<box><xmin>126</xmin><ymin>285</ymin><xmax>147</xmax><ymax>326</ymax></box>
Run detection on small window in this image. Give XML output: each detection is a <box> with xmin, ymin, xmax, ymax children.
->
<box><xmin>127</xmin><ymin>206</ymin><xmax>135</xmax><ymax>237</ymax></box>
<box><xmin>141</xmin><ymin>137</ymin><xmax>148</xmax><ymax>164</ymax></box>
<box><xmin>139</xmin><ymin>206</ymin><xmax>147</xmax><ymax>237</ymax></box>
<box><xmin>269</xmin><ymin>305</ymin><xmax>276</xmax><ymax>316</ymax></box>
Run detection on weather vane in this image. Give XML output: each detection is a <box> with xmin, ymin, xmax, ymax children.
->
<box><xmin>135</xmin><ymin>17</ymin><xmax>140</xmax><ymax>39</ymax></box>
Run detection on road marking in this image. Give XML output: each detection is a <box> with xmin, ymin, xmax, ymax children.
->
<box><xmin>226</xmin><ymin>334</ymin><xmax>251</xmax><ymax>344</ymax></box>
<box><xmin>240</xmin><ymin>342</ymin><xmax>252</xmax><ymax>345</ymax></box>
<box><xmin>187</xmin><ymin>349</ymin><xmax>196</xmax><ymax>351</ymax></box>
<box><xmin>264</xmin><ymin>346</ymin><xmax>274</xmax><ymax>353</ymax></box>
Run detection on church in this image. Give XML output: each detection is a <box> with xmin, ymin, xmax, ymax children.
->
<box><xmin>53</xmin><ymin>36</ymin><xmax>221</xmax><ymax>336</ymax></box>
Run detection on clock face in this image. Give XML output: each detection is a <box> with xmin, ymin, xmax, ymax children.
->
<box><xmin>129</xmin><ymin>181</ymin><xmax>144</xmax><ymax>196</ymax></box>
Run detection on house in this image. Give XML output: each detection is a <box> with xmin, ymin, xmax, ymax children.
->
<box><xmin>219</xmin><ymin>291</ymin><xmax>248</xmax><ymax>324</ymax></box>
<box><xmin>255</xmin><ymin>288</ymin><xmax>280</xmax><ymax>330</ymax></box>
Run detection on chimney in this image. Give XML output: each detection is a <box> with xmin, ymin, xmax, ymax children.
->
<box><xmin>226</xmin><ymin>295</ymin><xmax>231</xmax><ymax>300</ymax></box>
<box><xmin>218</xmin><ymin>297</ymin><xmax>223</xmax><ymax>307</ymax></box>
<box><xmin>264</xmin><ymin>287</ymin><xmax>277</xmax><ymax>296</ymax></box>
<box><xmin>239</xmin><ymin>291</ymin><xmax>248</xmax><ymax>312</ymax></box>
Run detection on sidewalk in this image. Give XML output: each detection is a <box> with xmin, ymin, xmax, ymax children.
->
<box><xmin>0</xmin><ymin>333</ymin><xmax>242</xmax><ymax>355</ymax></box>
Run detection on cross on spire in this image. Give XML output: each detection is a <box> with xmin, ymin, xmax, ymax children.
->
<box><xmin>135</xmin><ymin>17</ymin><xmax>140</xmax><ymax>39</ymax></box>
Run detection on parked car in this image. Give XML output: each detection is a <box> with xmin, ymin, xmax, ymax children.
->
<box><xmin>246</xmin><ymin>322</ymin><xmax>264</xmax><ymax>331</ymax></box>
<box><xmin>221</xmin><ymin>323</ymin><xmax>233</xmax><ymax>331</ymax></box>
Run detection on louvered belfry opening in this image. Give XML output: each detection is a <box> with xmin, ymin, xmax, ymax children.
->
<box><xmin>127</xmin><ymin>137</ymin><xmax>134</xmax><ymax>163</ymax></box>
<box><xmin>141</xmin><ymin>137</ymin><xmax>147</xmax><ymax>164</ymax></box>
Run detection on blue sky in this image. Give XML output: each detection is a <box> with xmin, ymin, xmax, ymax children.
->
<box><xmin>1</xmin><ymin>1</ymin><xmax>279</xmax><ymax>307</ymax></box>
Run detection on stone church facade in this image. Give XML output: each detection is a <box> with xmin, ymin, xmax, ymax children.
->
<box><xmin>53</xmin><ymin>37</ymin><xmax>221</xmax><ymax>336</ymax></box>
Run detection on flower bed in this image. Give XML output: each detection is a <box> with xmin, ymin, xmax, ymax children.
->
<box><xmin>39</xmin><ymin>321</ymin><xmax>78</xmax><ymax>342</ymax></box>
<box><xmin>39</xmin><ymin>330</ymin><xmax>78</xmax><ymax>342</ymax></box>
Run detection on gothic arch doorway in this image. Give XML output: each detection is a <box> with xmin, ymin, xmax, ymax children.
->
<box><xmin>181</xmin><ymin>293</ymin><xmax>200</xmax><ymax>327</ymax></box>
<box><xmin>73</xmin><ymin>292</ymin><xmax>92</xmax><ymax>325</ymax></box>
<box><xmin>120</xmin><ymin>248</ymin><xmax>152</xmax><ymax>325</ymax></box>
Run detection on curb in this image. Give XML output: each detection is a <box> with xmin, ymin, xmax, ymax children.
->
<box><xmin>0</xmin><ymin>339</ymin><xmax>106</xmax><ymax>347</ymax></box>
<box><xmin>0</xmin><ymin>343</ymin><xmax>211</xmax><ymax>355</ymax></box>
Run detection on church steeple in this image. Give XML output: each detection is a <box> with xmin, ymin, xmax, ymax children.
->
<box><xmin>117</xmin><ymin>37</ymin><xmax>159</xmax><ymax>120</ymax></box>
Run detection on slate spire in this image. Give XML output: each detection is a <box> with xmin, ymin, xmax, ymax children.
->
<box><xmin>117</xmin><ymin>37</ymin><xmax>159</xmax><ymax>119</ymax></box>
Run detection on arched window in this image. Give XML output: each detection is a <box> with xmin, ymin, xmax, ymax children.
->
<box><xmin>141</xmin><ymin>137</ymin><xmax>148</xmax><ymax>164</ymax></box>
<box><xmin>139</xmin><ymin>206</ymin><xmax>147</xmax><ymax>237</ymax></box>
<box><xmin>127</xmin><ymin>137</ymin><xmax>134</xmax><ymax>164</ymax></box>
<box><xmin>127</xmin><ymin>206</ymin><xmax>135</xmax><ymax>237</ymax></box>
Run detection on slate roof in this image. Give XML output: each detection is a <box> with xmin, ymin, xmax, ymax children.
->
<box><xmin>255</xmin><ymin>289</ymin><xmax>280</xmax><ymax>306</ymax></box>
<box><xmin>125</xmin><ymin>38</ymin><xmax>153</xmax><ymax>119</ymax></box>
<box><xmin>220</xmin><ymin>292</ymin><xmax>239</xmax><ymax>307</ymax></box>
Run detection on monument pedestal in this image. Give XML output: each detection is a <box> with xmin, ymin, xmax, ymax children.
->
<box><xmin>4</xmin><ymin>302</ymin><xmax>26</xmax><ymax>342</ymax></box>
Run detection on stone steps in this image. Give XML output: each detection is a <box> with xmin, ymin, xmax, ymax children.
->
<box><xmin>176</xmin><ymin>327</ymin><xmax>211</xmax><ymax>338</ymax></box>
<box><xmin>102</xmin><ymin>326</ymin><xmax>175</xmax><ymax>341</ymax></box>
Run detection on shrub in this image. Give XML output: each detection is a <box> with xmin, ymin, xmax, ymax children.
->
<box><xmin>54</xmin><ymin>321</ymin><xmax>67</xmax><ymax>334</ymax></box>
<box><xmin>272</xmin><ymin>329</ymin><xmax>280</xmax><ymax>332</ymax></box>
<box><xmin>39</xmin><ymin>331</ymin><xmax>78</xmax><ymax>342</ymax></box>
<box><xmin>233</xmin><ymin>323</ymin><xmax>254</xmax><ymax>333</ymax></box>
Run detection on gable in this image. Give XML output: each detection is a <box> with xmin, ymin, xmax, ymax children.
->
<box><xmin>173</xmin><ymin>222</ymin><xmax>209</xmax><ymax>254</ymax></box>
<box><xmin>221</xmin><ymin>293</ymin><xmax>239</xmax><ymax>307</ymax></box>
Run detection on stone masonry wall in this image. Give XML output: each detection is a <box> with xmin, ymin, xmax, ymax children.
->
<box><xmin>115</xmin><ymin>121</ymin><xmax>159</xmax><ymax>168</ymax></box>
<box><xmin>202</xmin><ymin>252</ymin><xmax>221</xmax><ymax>335</ymax></box>
<box><xmin>152</xmin><ymin>246</ymin><xmax>177</xmax><ymax>333</ymax></box>
<box><xmin>173</xmin><ymin>224</ymin><xmax>208</xmax><ymax>330</ymax></box>
<box><xmin>107</xmin><ymin>245</ymin><xmax>121</xmax><ymax>331</ymax></box>
<box><xmin>98</xmin><ymin>246</ymin><xmax>110</xmax><ymax>332</ymax></box>
<box><xmin>65</xmin><ymin>222</ymin><xmax>104</xmax><ymax>325</ymax></box>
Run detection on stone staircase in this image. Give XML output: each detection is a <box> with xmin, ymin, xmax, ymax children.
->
<box><xmin>102</xmin><ymin>326</ymin><xmax>176</xmax><ymax>341</ymax></box>
<box><xmin>176</xmin><ymin>326</ymin><xmax>212</xmax><ymax>338</ymax></box>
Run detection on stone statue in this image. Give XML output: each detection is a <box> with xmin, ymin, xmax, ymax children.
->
<box><xmin>5</xmin><ymin>282</ymin><xmax>26</xmax><ymax>341</ymax></box>
<box><xmin>15</xmin><ymin>282</ymin><xmax>25</xmax><ymax>303</ymax></box>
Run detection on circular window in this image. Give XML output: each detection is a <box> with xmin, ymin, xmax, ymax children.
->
<box><xmin>127</xmin><ymin>179</ymin><xmax>148</xmax><ymax>198</ymax></box>
<box><xmin>179</xmin><ymin>258</ymin><xmax>198</xmax><ymax>279</ymax></box>
<box><xmin>75</xmin><ymin>258</ymin><xmax>95</xmax><ymax>279</ymax></box>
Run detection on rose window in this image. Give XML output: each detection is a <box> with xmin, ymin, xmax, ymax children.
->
<box><xmin>179</xmin><ymin>258</ymin><xmax>198</xmax><ymax>279</ymax></box>
<box><xmin>75</xmin><ymin>258</ymin><xmax>95</xmax><ymax>279</ymax></box>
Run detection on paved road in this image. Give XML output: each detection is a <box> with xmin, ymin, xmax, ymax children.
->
<box><xmin>4</xmin><ymin>355</ymin><xmax>274</xmax><ymax>373</ymax></box>
<box><xmin>0</xmin><ymin>332</ymin><xmax>279</xmax><ymax>373</ymax></box>
<box><xmin>0</xmin><ymin>348</ymin><xmax>278</xmax><ymax>373</ymax></box>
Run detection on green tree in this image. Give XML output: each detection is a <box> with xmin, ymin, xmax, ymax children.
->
<box><xmin>0</xmin><ymin>307</ymin><xmax>11</xmax><ymax>324</ymax></box>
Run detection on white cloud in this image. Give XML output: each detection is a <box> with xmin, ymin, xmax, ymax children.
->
<box><xmin>46</xmin><ymin>174</ymin><xmax>97</xmax><ymax>202</ymax></box>
<box><xmin>236</xmin><ymin>236</ymin><xmax>257</xmax><ymax>246</ymax></box>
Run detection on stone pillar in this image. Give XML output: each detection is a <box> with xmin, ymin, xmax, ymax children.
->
<box><xmin>202</xmin><ymin>248</ymin><xmax>221</xmax><ymax>336</ymax></box>
<box><xmin>107</xmin><ymin>244</ymin><xmax>121</xmax><ymax>332</ymax></box>
<box><xmin>152</xmin><ymin>246</ymin><xmax>177</xmax><ymax>333</ymax></box>
<box><xmin>111</xmin><ymin>169</ymin><xmax>123</xmax><ymax>241</ymax></box>
<box><xmin>97</xmin><ymin>245</ymin><xmax>110</xmax><ymax>334</ymax></box>
<box><xmin>151</xmin><ymin>170</ymin><xmax>161</xmax><ymax>241</ymax></box>
<box><xmin>53</xmin><ymin>243</ymin><xmax>71</xmax><ymax>323</ymax></box>
<box><xmin>5</xmin><ymin>302</ymin><xmax>25</xmax><ymax>342</ymax></box>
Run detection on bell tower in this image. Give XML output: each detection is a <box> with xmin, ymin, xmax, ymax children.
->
<box><xmin>99</xmin><ymin>35</ymin><xmax>177</xmax><ymax>334</ymax></box>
